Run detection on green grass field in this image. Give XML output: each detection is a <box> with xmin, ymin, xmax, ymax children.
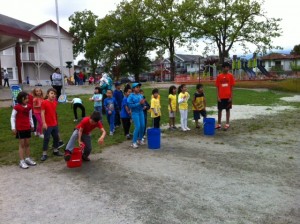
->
<box><xmin>0</xmin><ymin>84</ymin><xmax>299</xmax><ymax>166</ymax></box>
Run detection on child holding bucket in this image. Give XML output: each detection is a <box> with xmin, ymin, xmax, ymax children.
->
<box><xmin>178</xmin><ymin>84</ymin><xmax>190</xmax><ymax>131</ymax></box>
<box><xmin>168</xmin><ymin>85</ymin><xmax>177</xmax><ymax>130</ymax></box>
<box><xmin>127</xmin><ymin>83</ymin><xmax>145</xmax><ymax>149</ymax></box>
<box><xmin>64</xmin><ymin>111</ymin><xmax>106</xmax><ymax>162</ymax></box>
<box><xmin>215</xmin><ymin>62</ymin><xmax>235</xmax><ymax>130</ymax></box>
<box><xmin>192</xmin><ymin>84</ymin><xmax>207</xmax><ymax>128</ymax></box>
<box><xmin>150</xmin><ymin>88</ymin><xmax>161</xmax><ymax>128</ymax></box>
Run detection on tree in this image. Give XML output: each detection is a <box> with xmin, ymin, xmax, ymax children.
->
<box><xmin>88</xmin><ymin>0</ymin><xmax>155</xmax><ymax>81</ymax></box>
<box><xmin>182</xmin><ymin>0</ymin><xmax>282</xmax><ymax>64</ymax></box>
<box><xmin>291</xmin><ymin>44</ymin><xmax>300</xmax><ymax>55</ymax></box>
<box><xmin>144</xmin><ymin>0</ymin><xmax>188</xmax><ymax>80</ymax></box>
<box><xmin>69</xmin><ymin>10</ymin><xmax>99</xmax><ymax>73</ymax></box>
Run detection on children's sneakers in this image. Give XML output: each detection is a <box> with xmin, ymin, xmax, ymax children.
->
<box><xmin>131</xmin><ymin>143</ymin><xmax>139</xmax><ymax>149</ymax></box>
<box><xmin>25</xmin><ymin>157</ymin><xmax>36</xmax><ymax>166</ymax></box>
<box><xmin>215</xmin><ymin>124</ymin><xmax>222</xmax><ymax>129</ymax></box>
<box><xmin>109</xmin><ymin>131</ymin><xmax>114</xmax><ymax>136</ymax></box>
<box><xmin>137</xmin><ymin>139</ymin><xmax>145</xmax><ymax>145</ymax></box>
<box><xmin>40</xmin><ymin>155</ymin><xmax>48</xmax><ymax>161</ymax></box>
<box><xmin>19</xmin><ymin>160</ymin><xmax>29</xmax><ymax>169</ymax></box>
<box><xmin>126</xmin><ymin>134</ymin><xmax>131</xmax><ymax>140</ymax></box>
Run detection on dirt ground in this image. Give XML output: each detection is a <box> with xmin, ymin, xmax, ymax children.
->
<box><xmin>0</xmin><ymin>104</ymin><xmax>299</xmax><ymax>223</ymax></box>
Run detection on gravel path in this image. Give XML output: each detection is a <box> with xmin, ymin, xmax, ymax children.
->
<box><xmin>0</xmin><ymin>108</ymin><xmax>299</xmax><ymax>224</ymax></box>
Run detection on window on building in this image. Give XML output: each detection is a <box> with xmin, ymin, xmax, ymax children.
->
<box><xmin>268</xmin><ymin>61</ymin><xmax>271</xmax><ymax>67</ymax></box>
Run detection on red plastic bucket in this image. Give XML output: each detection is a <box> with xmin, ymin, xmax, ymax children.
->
<box><xmin>67</xmin><ymin>147</ymin><xmax>83</xmax><ymax>168</ymax></box>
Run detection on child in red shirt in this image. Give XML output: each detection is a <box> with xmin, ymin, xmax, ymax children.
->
<box><xmin>215</xmin><ymin>62</ymin><xmax>235</xmax><ymax>130</ymax></box>
<box><xmin>32</xmin><ymin>87</ymin><xmax>44</xmax><ymax>138</ymax></box>
<box><xmin>41</xmin><ymin>88</ymin><xmax>63</xmax><ymax>161</ymax></box>
<box><xmin>64</xmin><ymin>111</ymin><xmax>106</xmax><ymax>162</ymax></box>
<box><xmin>10</xmin><ymin>91</ymin><xmax>36</xmax><ymax>169</ymax></box>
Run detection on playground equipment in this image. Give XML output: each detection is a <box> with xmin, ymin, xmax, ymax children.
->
<box><xmin>232</xmin><ymin>55</ymin><xmax>271</xmax><ymax>79</ymax></box>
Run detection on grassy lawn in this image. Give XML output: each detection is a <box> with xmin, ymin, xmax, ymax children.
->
<box><xmin>0</xmin><ymin>84</ymin><xmax>299</xmax><ymax>166</ymax></box>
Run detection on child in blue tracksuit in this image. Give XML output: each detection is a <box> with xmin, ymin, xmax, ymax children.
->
<box><xmin>127</xmin><ymin>83</ymin><xmax>145</xmax><ymax>148</ymax></box>
<box><xmin>104</xmin><ymin>89</ymin><xmax>118</xmax><ymax>136</ymax></box>
<box><xmin>113</xmin><ymin>82</ymin><xmax>123</xmax><ymax>127</ymax></box>
<box><xmin>121</xmin><ymin>86</ymin><xmax>132</xmax><ymax>139</ymax></box>
<box><xmin>139</xmin><ymin>89</ymin><xmax>150</xmax><ymax>139</ymax></box>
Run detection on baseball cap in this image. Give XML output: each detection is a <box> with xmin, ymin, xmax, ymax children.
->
<box><xmin>131</xmin><ymin>82</ymin><xmax>141</xmax><ymax>88</ymax></box>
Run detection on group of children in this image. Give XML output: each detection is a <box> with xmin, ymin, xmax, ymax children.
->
<box><xmin>10</xmin><ymin>62</ymin><xmax>234</xmax><ymax>169</ymax></box>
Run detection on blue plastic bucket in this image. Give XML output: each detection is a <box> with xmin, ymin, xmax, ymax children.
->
<box><xmin>147</xmin><ymin>128</ymin><xmax>161</xmax><ymax>150</ymax></box>
<box><xmin>203</xmin><ymin>118</ymin><xmax>215</xmax><ymax>136</ymax></box>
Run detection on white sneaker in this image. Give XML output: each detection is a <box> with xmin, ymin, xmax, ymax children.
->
<box><xmin>131</xmin><ymin>143</ymin><xmax>139</xmax><ymax>148</ymax></box>
<box><xmin>19</xmin><ymin>160</ymin><xmax>29</xmax><ymax>169</ymax></box>
<box><xmin>109</xmin><ymin>131</ymin><xmax>114</xmax><ymax>136</ymax></box>
<box><xmin>25</xmin><ymin>157</ymin><xmax>37</xmax><ymax>166</ymax></box>
<box><xmin>138</xmin><ymin>140</ymin><xmax>145</xmax><ymax>145</ymax></box>
<box><xmin>182</xmin><ymin>128</ymin><xmax>187</xmax><ymax>131</ymax></box>
<box><xmin>74</xmin><ymin>119</ymin><xmax>78</xmax><ymax>122</ymax></box>
<box><xmin>34</xmin><ymin>132</ymin><xmax>38</xmax><ymax>136</ymax></box>
<box><xmin>39</xmin><ymin>134</ymin><xmax>44</xmax><ymax>139</ymax></box>
<box><xmin>186</xmin><ymin>127</ymin><xmax>191</xmax><ymax>131</ymax></box>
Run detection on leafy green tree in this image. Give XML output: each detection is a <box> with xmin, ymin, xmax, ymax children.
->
<box><xmin>183</xmin><ymin>0</ymin><xmax>282</xmax><ymax>64</ymax></box>
<box><xmin>88</xmin><ymin>0</ymin><xmax>155</xmax><ymax>81</ymax></box>
<box><xmin>69</xmin><ymin>10</ymin><xmax>99</xmax><ymax>73</ymax></box>
<box><xmin>290</xmin><ymin>44</ymin><xmax>300</xmax><ymax>55</ymax></box>
<box><xmin>144</xmin><ymin>0</ymin><xmax>188</xmax><ymax>80</ymax></box>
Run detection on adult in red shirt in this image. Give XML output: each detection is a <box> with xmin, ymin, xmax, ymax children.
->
<box><xmin>40</xmin><ymin>88</ymin><xmax>63</xmax><ymax>161</ymax></box>
<box><xmin>64</xmin><ymin>111</ymin><xmax>106</xmax><ymax>162</ymax></box>
<box><xmin>215</xmin><ymin>62</ymin><xmax>235</xmax><ymax>130</ymax></box>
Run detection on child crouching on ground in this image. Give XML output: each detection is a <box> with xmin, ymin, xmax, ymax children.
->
<box><xmin>11</xmin><ymin>91</ymin><xmax>36</xmax><ymax>169</ymax></box>
<box><xmin>71</xmin><ymin>97</ymin><xmax>85</xmax><ymax>122</ymax></box>
<box><xmin>64</xmin><ymin>111</ymin><xmax>106</xmax><ymax>162</ymax></box>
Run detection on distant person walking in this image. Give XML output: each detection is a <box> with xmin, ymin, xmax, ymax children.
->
<box><xmin>3</xmin><ymin>69</ymin><xmax>9</xmax><ymax>87</ymax></box>
<box><xmin>51</xmin><ymin>68</ymin><xmax>63</xmax><ymax>100</ymax></box>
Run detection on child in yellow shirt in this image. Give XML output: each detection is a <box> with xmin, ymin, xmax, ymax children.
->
<box><xmin>168</xmin><ymin>85</ymin><xmax>177</xmax><ymax>129</ymax></box>
<box><xmin>178</xmin><ymin>84</ymin><xmax>190</xmax><ymax>131</ymax></box>
<box><xmin>150</xmin><ymin>88</ymin><xmax>161</xmax><ymax>128</ymax></box>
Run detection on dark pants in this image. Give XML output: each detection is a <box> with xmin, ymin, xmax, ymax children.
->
<box><xmin>32</xmin><ymin>114</ymin><xmax>37</xmax><ymax>132</ymax></box>
<box><xmin>121</xmin><ymin>118</ymin><xmax>131</xmax><ymax>135</ymax></box>
<box><xmin>43</xmin><ymin>126</ymin><xmax>59</xmax><ymax>151</ymax></box>
<box><xmin>115</xmin><ymin>110</ymin><xmax>121</xmax><ymax>126</ymax></box>
<box><xmin>73</xmin><ymin>103</ymin><xmax>86</xmax><ymax>120</ymax></box>
<box><xmin>102</xmin><ymin>94</ymin><xmax>107</xmax><ymax>114</ymax></box>
<box><xmin>52</xmin><ymin>85</ymin><xmax>62</xmax><ymax>100</ymax></box>
<box><xmin>4</xmin><ymin>78</ymin><xmax>9</xmax><ymax>87</ymax></box>
<box><xmin>153</xmin><ymin>116</ymin><xmax>160</xmax><ymax>128</ymax></box>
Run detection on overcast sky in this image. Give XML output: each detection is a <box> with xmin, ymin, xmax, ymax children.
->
<box><xmin>0</xmin><ymin>0</ymin><xmax>298</xmax><ymax>59</ymax></box>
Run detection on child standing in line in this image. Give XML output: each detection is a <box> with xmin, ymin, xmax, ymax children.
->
<box><xmin>113</xmin><ymin>82</ymin><xmax>123</xmax><ymax>127</ymax></box>
<box><xmin>104</xmin><ymin>89</ymin><xmax>118</xmax><ymax>136</ymax></box>
<box><xmin>192</xmin><ymin>84</ymin><xmax>207</xmax><ymax>128</ymax></box>
<box><xmin>71</xmin><ymin>97</ymin><xmax>86</xmax><ymax>122</ymax></box>
<box><xmin>178</xmin><ymin>84</ymin><xmax>190</xmax><ymax>131</ymax></box>
<box><xmin>215</xmin><ymin>62</ymin><xmax>235</xmax><ymax>130</ymax></box>
<box><xmin>40</xmin><ymin>88</ymin><xmax>63</xmax><ymax>161</ymax></box>
<box><xmin>127</xmin><ymin>83</ymin><xmax>145</xmax><ymax>148</ymax></box>
<box><xmin>139</xmin><ymin>89</ymin><xmax>150</xmax><ymax>139</ymax></box>
<box><xmin>32</xmin><ymin>87</ymin><xmax>44</xmax><ymax>138</ymax></box>
<box><xmin>11</xmin><ymin>91</ymin><xmax>36</xmax><ymax>169</ymax></box>
<box><xmin>89</xmin><ymin>87</ymin><xmax>103</xmax><ymax>120</ymax></box>
<box><xmin>64</xmin><ymin>111</ymin><xmax>106</xmax><ymax>162</ymax></box>
<box><xmin>168</xmin><ymin>85</ymin><xmax>177</xmax><ymax>130</ymax></box>
<box><xmin>121</xmin><ymin>86</ymin><xmax>132</xmax><ymax>140</ymax></box>
<box><xmin>150</xmin><ymin>88</ymin><xmax>161</xmax><ymax>128</ymax></box>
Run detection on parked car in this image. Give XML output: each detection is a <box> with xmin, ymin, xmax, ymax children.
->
<box><xmin>139</xmin><ymin>77</ymin><xmax>148</xmax><ymax>82</ymax></box>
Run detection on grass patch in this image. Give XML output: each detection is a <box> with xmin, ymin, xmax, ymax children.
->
<box><xmin>0</xmin><ymin>85</ymin><xmax>298</xmax><ymax>166</ymax></box>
